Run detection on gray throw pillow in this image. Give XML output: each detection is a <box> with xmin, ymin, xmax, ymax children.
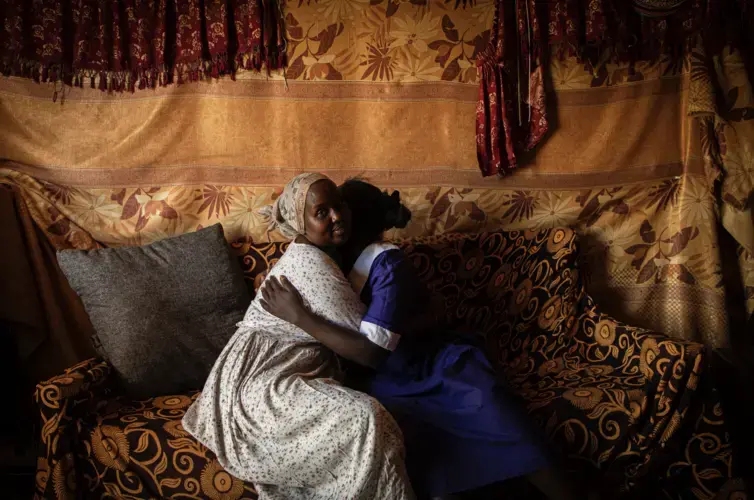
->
<box><xmin>57</xmin><ymin>224</ymin><xmax>250</xmax><ymax>398</ymax></box>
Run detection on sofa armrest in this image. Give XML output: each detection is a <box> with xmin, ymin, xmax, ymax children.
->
<box><xmin>35</xmin><ymin>357</ymin><xmax>116</xmax><ymax>460</ymax></box>
<box><xmin>626</xmin><ymin>329</ymin><xmax>703</xmax><ymax>383</ymax></box>
<box><xmin>575</xmin><ymin>297</ymin><xmax>704</xmax><ymax>378</ymax></box>
<box><xmin>34</xmin><ymin>358</ymin><xmax>119</xmax><ymax>497</ymax></box>
<box><xmin>622</xmin><ymin>330</ymin><xmax>713</xmax><ymax>491</ymax></box>
<box><xmin>574</xmin><ymin>303</ymin><xmax>708</xmax><ymax>484</ymax></box>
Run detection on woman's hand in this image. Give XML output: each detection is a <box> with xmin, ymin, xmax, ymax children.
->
<box><xmin>259</xmin><ymin>276</ymin><xmax>308</xmax><ymax>326</ymax></box>
<box><xmin>259</xmin><ymin>275</ymin><xmax>388</xmax><ymax>368</ymax></box>
<box><xmin>253</xmin><ymin>269</ymin><xmax>268</xmax><ymax>293</ymax></box>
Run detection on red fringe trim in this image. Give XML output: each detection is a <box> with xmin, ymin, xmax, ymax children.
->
<box><xmin>0</xmin><ymin>44</ymin><xmax>284</xmax><ymax>97</ymax></box>
<box><xmin>0</xmin><ymin>0</ymin><xmax>288</xmax><ymax>99</ymax></box>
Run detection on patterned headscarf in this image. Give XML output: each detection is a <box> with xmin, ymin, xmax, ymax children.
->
<box><xmin>261</xmin><ymin>173</ymin><xmax>330</xmax><ymax>239</ymax></box>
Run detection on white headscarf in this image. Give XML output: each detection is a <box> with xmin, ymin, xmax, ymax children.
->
<box><xmin>260</xmin><ymin>173</ymin><xmax>330</xmax><ymax>239</ymax></box>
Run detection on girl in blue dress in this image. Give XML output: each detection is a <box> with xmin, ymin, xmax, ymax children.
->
<box><xmin>261</xmin><ymin>180</ymin><xmax>578</xmax><ymax>500</ymax></box>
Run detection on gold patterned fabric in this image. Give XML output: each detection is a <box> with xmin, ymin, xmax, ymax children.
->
<box><xmin>0</xmin><ymin>0</ymin><xmax>751</xmax><ymax>362</ymax></box>
<box><xmin>35</xmin><ymin>359</ymin><xmax>255</xmax><ymax>499</ymax></box>
<box><xmin>710</xmin><ymin>48</ymin><xmax>754</xmax><ymax>319</ymax></box>
<box><xmin>33</xmin><ymin>231</ymin><xmax>746</xmax><ymax>499</ymax></box>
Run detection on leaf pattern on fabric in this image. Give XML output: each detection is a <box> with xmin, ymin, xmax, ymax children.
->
<box><xmin>1</xmin><ymin>165</ymin><xmax>738</xmax><ymax>344</ymax></box>
<box><xmin>32</xmin><ymin>231</ymin><xmax>745</xmax><ymax>499</ymax></box>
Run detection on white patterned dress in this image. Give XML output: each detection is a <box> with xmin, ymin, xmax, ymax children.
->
<box><xmin>183</xmin><ymin>242</ymin><xmax>414</xmax><ymax>500</ymax></box>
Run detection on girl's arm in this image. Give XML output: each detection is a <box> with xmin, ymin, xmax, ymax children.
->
<box><xmin>259</xmin><ymin>276</ymin><xmax>388</xmax><ymax>368</ymax></box>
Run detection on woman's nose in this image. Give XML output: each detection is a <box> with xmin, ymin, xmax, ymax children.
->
<box><xmin>331</xmin><ymin>208</ymin><xmax>343</xmax><ymax>222</ymax></box>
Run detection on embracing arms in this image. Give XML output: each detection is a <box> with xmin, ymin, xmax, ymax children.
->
<box><xmin>259</xmin><ymin>276</ymin><xmax>389</xmax><ymax>368</ymax></box>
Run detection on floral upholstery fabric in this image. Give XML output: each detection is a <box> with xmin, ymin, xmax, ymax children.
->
<box><xmin>35</xmin><ymin>359</ymin><xmax>255</xmax><ymax>499</ymax></box>
<box><xmin>34</xmin><ymin>229</ymin><xmax>744</xmax><ymax>499</ymax></box>
<box><xmin>403</xmin><ymin>229</ymin><xmax>740</xmax><ymax>497</ymax></box>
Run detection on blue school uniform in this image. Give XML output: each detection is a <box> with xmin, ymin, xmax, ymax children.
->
<box><xmin>348</xmin><ymin>243</ymin><xmax>550</xmax><ymax>497</ymax></box>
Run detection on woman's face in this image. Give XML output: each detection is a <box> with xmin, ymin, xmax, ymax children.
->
<box><xmin>304</xmin><ymin>179</ymin><xmax>352</xmax><ymax>248</ymax></box>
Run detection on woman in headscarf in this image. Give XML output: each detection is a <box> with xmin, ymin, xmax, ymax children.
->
<box><xmin>182</xmin><ymin>173</ymin><xmax>415</xmax><ymax>500</ymax></box>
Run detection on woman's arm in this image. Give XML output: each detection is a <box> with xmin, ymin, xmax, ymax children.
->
<box><xmin>259</xmin><ymin>276</ymin><xmax>389</xmax><ymax>368</ymax></box>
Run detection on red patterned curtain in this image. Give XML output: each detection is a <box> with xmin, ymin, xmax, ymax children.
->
<box><xmin>476</xmin><ymin>0</ymin><xmax>754</xmax><ymax>177</ymax></box>
<box><xmin>0</xmin><ymin>0</ymin><xmax>285</xmax><ymax>95</ymax></box>
<box><xmin>475</xmin><ymin>0</ymin><xmax>548</xmax><ymax>179</ymax></box>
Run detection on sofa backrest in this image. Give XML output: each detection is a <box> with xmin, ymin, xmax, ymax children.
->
<box><xmin>236</xmin><ymin>228</ymin><xmax>586</xmax><ymax>369</ymax></box>
<box><xmin>400</xmin><ymin>228</ymin><xmax>586</xmax><ymax>365</ymax></box>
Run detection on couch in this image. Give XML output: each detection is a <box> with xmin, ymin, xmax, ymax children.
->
<box><xmin>33</xmin><ymin>228</ymin><xmax>744</xmax><ymax>499</ymax></box>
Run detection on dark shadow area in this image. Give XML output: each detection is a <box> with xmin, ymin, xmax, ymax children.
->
<box><xmin>713</xmin><ymin>182</ymin><xmax>754</xmax><ymax>496</ymax></box>
<box><xmin>1</xmin><ymin>321</ymin><xmax>37</xmax><ymax>499</ymax></box>
<box><xmin>709</xmin><ymin>348</ymin><xmax>754</xmax><ymax>497</ymax></box>
<box><xmin>716</xmin><ymin>223</ymin><xmax>753</xmax><ymax>365</ymax></box>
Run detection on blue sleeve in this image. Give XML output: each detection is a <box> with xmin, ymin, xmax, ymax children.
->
<box><xmin>359</xmin><ymin>250</ymin><xmax>428</xmax><ymax>349</ymax></box>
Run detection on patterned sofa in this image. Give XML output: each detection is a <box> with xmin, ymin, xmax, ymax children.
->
<box><xmin>34</xmin><ymin>228</ymin><xmax>744</xmax><ymax>499</ymax></box>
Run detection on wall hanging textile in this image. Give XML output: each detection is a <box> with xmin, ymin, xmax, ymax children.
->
<box><xmin>0</xmin><ymin>0</ymin><xmax>752</xmax><ymax>382</ymax></box>
<box><xmin>476</xmin><ymin>0</ymin><xmax>754</xmax><ymax>177</ymax></box>
<box><xmin>0</xmin><ymin>0</ymin><xmax>285</xmax><ymax>95</ymax></box>
<box><xmin>476</xmin><ymin>0</ymin><xmax>547</xmax><ymax>178</ymax></box>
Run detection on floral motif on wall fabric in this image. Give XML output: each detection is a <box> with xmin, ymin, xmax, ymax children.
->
<box><xmin>707</xmin><ymin>47</ymin><xmax>754</xmax><ymax>316</ymax></box>
<box><xmin>2</xmin><ymin>167</ymin><xmax>728</xmax><ymax>345</ymax></box>
<box><xmin>1</xmin><ymin>0</ymin><xmax>752</xmax><ymax>349</ymax></box>
<box><xmin>0</xmin><ymin>0</ymin><xmax>284</xmax><ymax>91</ymax></box>
<box><xmin>281</xmin><ymin>0</ymin><xmax>493</xmax><ymax>83</ymax></box>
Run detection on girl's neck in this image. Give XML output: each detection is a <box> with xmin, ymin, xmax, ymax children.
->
<box><xmin>339</xmin><ymin>234</ymin><xmax>379</xmax><ymax>275</ymax></box>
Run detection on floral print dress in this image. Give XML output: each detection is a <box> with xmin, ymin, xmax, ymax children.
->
<box><xmin>183</xmin><ymin>242</ymin><xmax>414</xmax><ymax>500</ymax></box>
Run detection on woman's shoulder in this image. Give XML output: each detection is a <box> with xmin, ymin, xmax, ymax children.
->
<box><xmin>280</xmin><ymin>240</ymin><xmax>327</xmax><ymax>259</ymax></box>
<box><xmin>274</xmin><ymin>241</ymin><xmax>342</xmax><ymax>276</ymax></box>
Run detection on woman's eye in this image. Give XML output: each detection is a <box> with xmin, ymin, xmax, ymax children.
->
<box><xmin>317</xmin><ymin>209</ymin><xmax>327</xmax><ymax>218</ymax></box>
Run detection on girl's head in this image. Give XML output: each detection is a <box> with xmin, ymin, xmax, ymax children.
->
<box><xmin>268</xmin><ymin>173</ymin><xmax>351</xmax><ymax>248</ymax></box>
<box><xmin>339</xmin><ymin>179</ymin><xmax>411</xmax><ymax>246</ymax></box>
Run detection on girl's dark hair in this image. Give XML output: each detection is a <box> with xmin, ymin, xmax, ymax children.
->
<box><xmin>339</xmin><ymin>179</ymin><xmax>411</xmax><ymax>243</ymax></box>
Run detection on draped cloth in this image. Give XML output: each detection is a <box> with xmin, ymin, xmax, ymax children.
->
<box><xmin>475</xmin><ymin>0</ymin><xmax>548</xmax><ymax>178</ymax></box>
<box><xmin>0</xmin><ymin>0</ymin><xmax>752</xmax><ymax>364</ymax></box>
<box><xmin>0</xmin><ymin>186</ymin><xmax>96</xmax><ymax>381</ymax></box>
<box><xmin>0</xmin><ymin>0</ymin><xmax>285</xmax><ymax>94</ymax></box>
<box><xmin>476</xmin><ymin>0</ymin><xmax>754</xmax><ymax>178</ymax></box>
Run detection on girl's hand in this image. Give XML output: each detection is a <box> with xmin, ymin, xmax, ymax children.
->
<box><xmin>259</xmin><ymin>276</ymin><xmax>308</xmax><ymax>326</ymax></box>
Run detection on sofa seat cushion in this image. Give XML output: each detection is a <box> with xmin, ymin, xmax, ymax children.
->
<box><xmin>509</xmin><ymin>365</ymin><xmax>667</xmax><ymax>483</ymax></box>
<box><xmin>518</xmin><ymin>370</ymin><xmax>647</xmax><ymax>426</ymax></box>
<box><xmin>78</xmin><ymin>391</ymin><xmax>258</xmax><ymax>499</ymax></box>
